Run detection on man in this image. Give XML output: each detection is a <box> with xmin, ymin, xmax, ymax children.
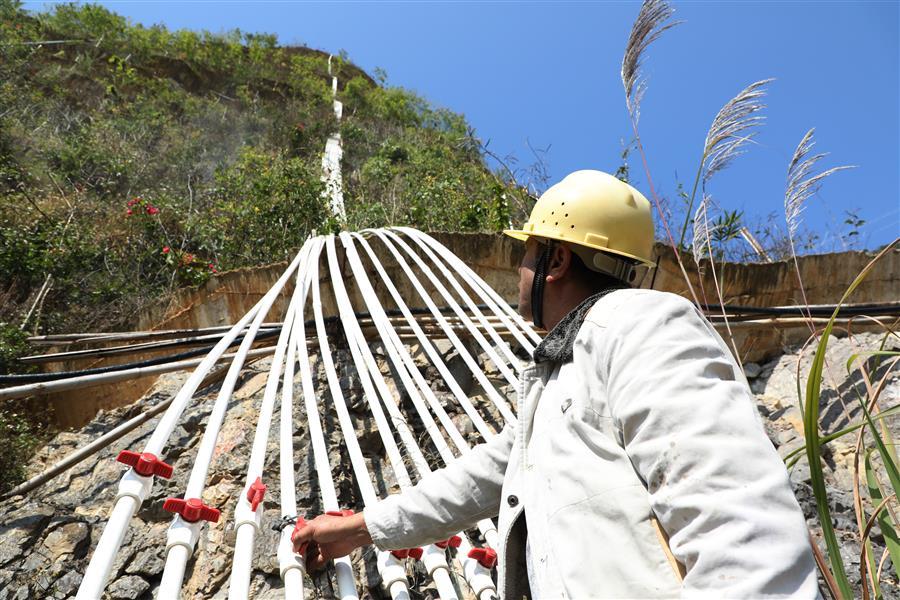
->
<box><xmin>293</xmin><ymin>170</ymin><xmax>818</xmax><ymax>598</ymax></box>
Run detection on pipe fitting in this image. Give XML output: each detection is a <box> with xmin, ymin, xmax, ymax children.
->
<box><xmin>461</xmin><ymin>554</ymin><xmax>498</xmax><ymax>599</ymax></box>
<box><xmin>233</xmin><ymin>495</ymin><xmax>262</xmax><ymax>532</ymax></box>
<box><xmin>165</xmin><ymin>516</ymin><xmax>202</xmax><ymax>553</ymax></box>
<box><xmin>376</xmin><ymin>550</ymin><xmax>409</xmax><ymax>592</ymax></box>
<box><xmin>420</xmin><ymin>544</ymin><xmax>451</xmax><ymax>578</ymax></box>
<box><xmin>277</xmin><ymin>528</ymin><xmax>305</xmax><ymax>580</ymax></box>
<box><xmin>114</xmin><ymin>469</ymin><xmax>153</xmax><ymax>505</ymax></box>
<box><xmin>457</xmin><ymin>537</ymin><xmax>498</xmax><ymax>599</ymax></box>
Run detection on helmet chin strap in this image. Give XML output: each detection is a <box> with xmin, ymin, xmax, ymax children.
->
<box><xmin>531</xmin><ymin>241</ymin><xmax>554</xmax><ymax>330</ymax></box>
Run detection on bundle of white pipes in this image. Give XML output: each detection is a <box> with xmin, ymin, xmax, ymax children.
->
<box><xmin>68</xmin><ymin>227</ymin><xmax>539</xmax><ymax>599</ymax></box>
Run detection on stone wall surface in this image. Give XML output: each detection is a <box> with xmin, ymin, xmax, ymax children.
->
<box><xmin>2</xmin><ymin>328</ymin><xmax>898</xmax><ymax>598</ymax></box>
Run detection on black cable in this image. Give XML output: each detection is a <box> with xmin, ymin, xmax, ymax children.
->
<box><xmin>530</xmin><ymin>242</ymin><xmax>553</xmax><ymax>330</ymax></box>
<box><xmin>0</xmin><ymin>329</ymin><xmax>281</xmax><ymax>384</ymax></box>
<box><xmin>701</xmin><ymin>303</ymin><xmax>900</xmax><ymax>318</ymax></box>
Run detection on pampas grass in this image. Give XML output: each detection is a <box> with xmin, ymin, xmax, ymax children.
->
<box><xmin>621</xmin><ymin>0</ymin><xmax>681</xmax><ymax>123</ymax></box>
<box><xmin>785</xmin><ymin>128</ymin><xmax>856</xmax><ymax>238</ymax></box>
<box><xmin>620</xmin><ymin>0</ymin><xmax>702</xmax><ymax>308</ymax></box>
<box><xmin>784</xmin><ymin>128</ymin><xmax>856</xmax><ymax>332</ymax></box>
<box><xmin>703</xmin><ymin>79</ymin><xmax>773</xmax><ymax>183</ymax></box>
<box><xmin>677</xmin><ymin>79</ymin><xmax>774</xmax><ymax>248</ymax></box>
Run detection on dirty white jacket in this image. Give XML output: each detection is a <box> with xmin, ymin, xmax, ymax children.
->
<box><xmin>365</xmin><ymin>289</ymin><xmax>818</xmax><ymax>598</ymax></box>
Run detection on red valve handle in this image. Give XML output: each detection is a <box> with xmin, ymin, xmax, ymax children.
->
<box><xmin>390</xmin><ymin>547</ymin><xmax>423</xmax><ymax>560</ymax></box>
<box><xmin>116</xmin><ymin>450</ymin><xmax>173</xmax><ymax>479</ymax></box>
<box><xmin>467</xmin><ymin>547</ymin><xmax>498</xmax><ymax>569</ymax></box>
<box><xmin>247</xmin><ymin>477</ymin><xmax>267</xmax><ymax>511</ymax></box>
<box><xmin>290</xmin><ymin>516</ymin><xmax>309</xmax><ymax>555</ymax></box>
<box><xmin>162</xmin><ymin>497</ymin><xmax>220</xmax><ymax>523</ymax></box>
<box><xmin>435</xmin><ymin>535</ymin><xmax>462</xmax><ymax>549</ymax></box>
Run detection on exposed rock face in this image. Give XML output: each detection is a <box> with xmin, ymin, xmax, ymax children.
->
<box><xmin>749</xmin><ymin>332</ymin><xmax>900</xmax><ymax>598</ymax></box>
<box><xmin>1</xmin><ymin>331</ymin><xmax>898</xmax><ymax>598</ymax></box>
<box><xmin>0</xmin><ymin>344</ymin><xmax>507</xmax><ymax>600</ymax></box>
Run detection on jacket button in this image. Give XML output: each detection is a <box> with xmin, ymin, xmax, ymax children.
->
<box><xmin>507</xmin><ymin>495</ymin><xmax>519</xmax><ymax>507</ymax></box>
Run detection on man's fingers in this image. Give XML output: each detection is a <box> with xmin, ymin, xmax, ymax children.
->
<box><xmin>305</xmin><ymin>543</ymin><xmax>330</xmax><ymax>573</ymax></box>
<box><xmin>292</xmin><ymin>521</ymin><xmax>313</xmax><ymax>553</ymax></box>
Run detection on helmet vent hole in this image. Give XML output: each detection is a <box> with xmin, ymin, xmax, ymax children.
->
<box><xmin>565</xmin><ymin>213</ymin><xmax>568</xmax><ymax>217</ymax></box>
<box><xmin>555</xmin><ymin>221</ymin><xmax>558</xmax><ymax>226</ymax></box>
<box><xmin>570</xmin><ymin>225</ymin><xmax>575</xmax><ymax>229</ymax></box>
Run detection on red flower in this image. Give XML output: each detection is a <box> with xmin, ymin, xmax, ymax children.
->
<box><xmin>208</xmin><ymin>263</ymin><xmax>217</xmax><ymax>273</ymax></box>
<box><xmin>146</xmin><ymin>206</ymin><xmax>159</xmax><ymax>215</ymax></box>
<box><xmin>127</xmin><ymin>198</ymin><xmax>140</xmax><ymax>207</ymax></box>
<box><xmin>126</xmin><ymin>209</ymin><xmax>133</xmax><ymax>216</ymax></box>
<box><xmin>162</xmin><ymin>246</ymin><xmax>170</xmax><ymax>254</ymax></box>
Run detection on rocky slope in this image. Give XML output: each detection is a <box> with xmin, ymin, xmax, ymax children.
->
<box><xmin>1</xmin><ymin>332</ymin><xmax>898</xmax><ymax>599</ymax></box>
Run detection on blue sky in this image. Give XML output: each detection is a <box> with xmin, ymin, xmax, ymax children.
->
<box><xmin>26</xmin><ymin>1</ymin><xmax>900</xmax><ymax>251</ymax></box>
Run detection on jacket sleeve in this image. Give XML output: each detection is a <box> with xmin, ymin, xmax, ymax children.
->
<box><xmin>364</xmin><ymin>423</ymin><xmax>513</xmax><ymax>550</ymax></box>
<box><xmin>600</xmin><ymin>292</ymin><xmax>818</xmax><ymax>598</ymax></box>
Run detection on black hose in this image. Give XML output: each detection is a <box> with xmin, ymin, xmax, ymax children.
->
<box><xmin>0</xmin><ymin>329</ymin><xmax>281</xmax><ymax>384</ymax></box>
<box><xmin>701</xmin><ymin>303</ymin><xmax>900</xmax><ymax>318</ymax></box>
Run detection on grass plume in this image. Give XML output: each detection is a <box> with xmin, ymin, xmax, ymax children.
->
<box><xmin>621</xmin><ymin>0</ymin><xmax>681</xmax><ymax>123</ymax></box>
<box><xmin>784</xmin><ymin>128</ymin><xmax>856</xmax><ymax>334</ymax></box>
<box><xmin>785</xmin><ymin>128</ymin><xmax>856</xmax><ymax>238</ymax></box>
<box><xmin>677</xmin><ymin>79</ymin><xmax>773</xmax><ymax>248</ymax></box>
<box><xmin>703</xmin><ymin>79</ymin><xmax>774</xmax><ymax>183</ymax></box>
<box><xmin>691</xmin><ymin>195</ymin><xmax>714</xmax><ymax>264</ymax></box>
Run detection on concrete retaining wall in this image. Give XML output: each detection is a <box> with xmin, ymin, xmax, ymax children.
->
<box><xmin>45</xmin><ymin>233</ymin><xmax>898</xmax><ymax>427</ymax></box>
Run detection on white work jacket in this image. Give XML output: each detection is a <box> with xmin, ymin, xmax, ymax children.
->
<box><xmin>365</xmin><ymin>289</ymin><xmax>818</xmax><ymax>598</ymax></box>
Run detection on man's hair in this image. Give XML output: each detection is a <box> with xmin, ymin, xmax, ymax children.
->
<box><xmin>568</xmin><ymin>250</ymin><xmax>627</xmax><ymax>294</ymax></box>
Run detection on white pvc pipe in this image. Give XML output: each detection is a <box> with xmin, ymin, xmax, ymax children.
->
<box><xmin>365</xmin><ymin>229</ymin><xmax>516</xmax><ymax>423</ymax></box>
<box><xmin>313</xmin><ymin>237</ymin><xmax>410</xmax><ymax>600</ymax></box>
<box><xmin>407</xmin><ymin>230</ymin><xmax>542</xmax><ymax>347</ymax></box>
<box><xmin>158</xmin><ymin>241</ymin><xmax>313</xmax><ymax>600</ymax></box>
<box><xmin>393</xmin><ymin>228</ymin><xmax>522</xmax><ymax>369</ymax></box>
<box><xmin>352</xmin><ymin>233</ymin><xmax>498</xmax><ymax>440</ymax></box>
<box><xmin>277</xmin><ymin>255</ymin><xmax>309</xmax><ymax>600</ymax></box>
<box><xmin>228</xmin><ymin>243</ymin><xmax>315</xmax><ymax>600</ymax></box>
<box><xmin>376</xmin><ymin>229</ymin><xmax>518</xmax><ymax>390</ymax></box>
<box><xmin>78</xmin><ymin>247</ymin><xmax>308</xmax><ymax>600</ymax></box>
<box><xmin>77</xmin><ymin>496</ymin><xmax>138</xmax><ymax>598</ymax></box>
<box><xmin>398</xmin><ymin>227</ymin><xmax>538</xmax><ymax>352</ymax></box>
<box><xmin>294</xmin><ymin>238</ymin><xmax>358</xmax><ymax>600</ymax></box>
<box><xmin>338</xmin><ymin>234</ymin><xmax>495</xmax><ymax>598</ymax></box>
<box><xmin>342</xmin><ymin>233</ymin><xmax>500</xmax><ymax>549</ymax></box>
<box><xmin>326</xmin><ymin>237</ymin><xmax>458</xmax><ymax>600</ymax></box>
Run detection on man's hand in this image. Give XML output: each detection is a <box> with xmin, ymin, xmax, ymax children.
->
<box><xmin>292</xmin><ymin>511</ymin><xmax>373</xmax><ymax>572</ymax></box>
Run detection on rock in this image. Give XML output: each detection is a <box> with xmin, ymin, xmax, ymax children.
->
<box><xmin>107</xmin><ymin>575</ymin><xmax>150</xmax><ymax>599</ymax></box>
<box><xmin>0</xmin><ymin>505</ymin><xmax>54</xmax><ymax>567</ymax></box>
<box><xmin>125</xmin><ymin>545</ymin><xmax>165</xmax><ymax>576</ymax></box>
<box><xmin>51</xmin><ymin>570</ymin><xmax>82</xmax><ymax>597</ymax></box>
<box><xmin>42</xmin><ymin>521</ymin><xmax>90</xmax><ymax>561</ymax></box>
<box><xmin>743</xmin><ymin>362</ymin><xmax>762</xmax><ymax>379</ymax></box>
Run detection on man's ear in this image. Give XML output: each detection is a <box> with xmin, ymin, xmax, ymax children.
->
<box><xmin>546</xmin><ymin>244</ymin><xmax>574</xmax><ymax>283</ymax></box>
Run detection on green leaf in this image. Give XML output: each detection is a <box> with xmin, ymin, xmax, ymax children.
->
<box><xmin>865</xmin><ymin>450</ymin><xmax>900</xmax><ymax>584</ymax></box>
<box><xmin>847</xmin><ymin>351</ymin><xmax>900</xmax><ymax>374</ymax></box>
<box><xmin>802</xmin><ymin>238</ymin><xmax>898</xmax><ymax>600</ymax></box>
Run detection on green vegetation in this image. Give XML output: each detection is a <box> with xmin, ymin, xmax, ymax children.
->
<box><xmin>0</xmin><ymin>1</ymin><xmax>527</xmax><ymax>339</ymax></box>
<box><xmin>0</xmin><ymin>0</ymin><xmax>531</xmax><ymax>492</ymax></box>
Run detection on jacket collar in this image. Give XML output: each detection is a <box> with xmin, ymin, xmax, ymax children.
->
<box><xmin>532</xmin><ymin>288</ymin><xmax>621</xmax><ymax>364</ymax></box>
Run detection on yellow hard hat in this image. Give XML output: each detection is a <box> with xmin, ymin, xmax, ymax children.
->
<box><xmin>503</xmin><ymin>170</ymin><xmax>655</xmax><ymax>280</ymax></box>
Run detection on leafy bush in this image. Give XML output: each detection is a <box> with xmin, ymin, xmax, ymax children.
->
<box><xmin>0</xmin><ymin>1</ymin><xmax>521</xmax><ymax>343</ymax></box>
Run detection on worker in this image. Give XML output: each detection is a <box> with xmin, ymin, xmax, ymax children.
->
<box><xmin>292</xmin><ymin>170</ymin><xmax>819</xmax><ymax>598</ymax></box>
